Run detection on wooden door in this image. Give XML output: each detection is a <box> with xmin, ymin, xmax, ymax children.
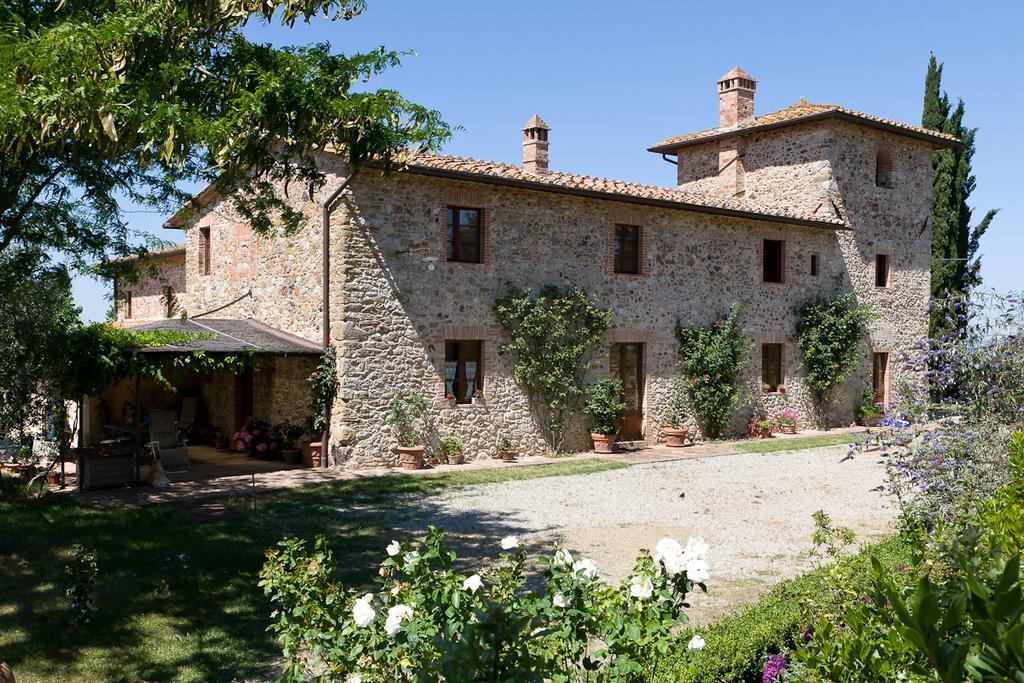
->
<box><xmin>610</xmin><ymin>343</ymin><xmax>644</xmax><ymax>441</ymax></box>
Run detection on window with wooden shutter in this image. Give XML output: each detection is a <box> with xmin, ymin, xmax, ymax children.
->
<box><xmin>198</xmin><ymin>227</ymin><xmax>211</xmax><ymax>275</ymax></box>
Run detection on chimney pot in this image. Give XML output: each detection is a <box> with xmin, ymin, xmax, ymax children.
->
<box><xmin>522</xmin><ymin>114</ymin><xmax>550</xmax><ymax>174</ymax></box>
<box><xmin>717</xmin><ymin>67</ymin><xmax>756</xmax><ymax>128</ymax></box>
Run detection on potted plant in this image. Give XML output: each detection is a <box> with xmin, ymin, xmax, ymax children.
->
<box><xmin>855</xmin><ymin>381</ymin><xmax>884</xmax><ymax>426</ymax></box>
<box><xmin>663</xmin><ymin>380</ymin><xmax>689</xmax><ymax>447</ymax></box>
<box><xmin>471</xmin><ymin>388</ymin><xmax>484</xmax><ymax>404</ymax></box>
<box><xmin>233</xmin><ymin>418</ymin><xmax>281</xmax><ymax>460</ymax></box>
<box><xmin>278</xmin><ymin>421</ymin><xmax>305</xmax><ymax>465</ymax></box>
<box><xmin>585</xmin><ymin>378</ymin><xmax>626</xmax><ymax>454</ymax></box>
<box><xmin>747</xmin><ymin>414</ymin><xmax>774</xmax><ymax>439</ymax></box>
<box><xmin>497</xmin><ymin>437</ymin><xmax>517</xmax><ymax>461</ymax></box>
<box><xmin>439</xmin><ymin>435</ymin><xmax>465</xmax><ymax>465</ymax></box>
<box><xmin>777</xmin><ymin>409</ymin><xmax>799</xmax><ymax>434</ymax></box>
<box><xmin>388</xmin><ymin>394</ymin><xmax>429</xmax><ymax>470</ymax></box>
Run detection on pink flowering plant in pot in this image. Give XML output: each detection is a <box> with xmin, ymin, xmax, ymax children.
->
<box><xmin>777</xmin><ymin>408</ymin><xmax>800</xmax><ymax>434</ymax></box>
<box><xmin>260</xmin><ymin>527</ymin><xmax>710</xmax><ymax>681</ymax></box>
<box><xmin>233</xmin><ymin>418</ymin><xmax>281</xmax><ymax>459</ymax></box>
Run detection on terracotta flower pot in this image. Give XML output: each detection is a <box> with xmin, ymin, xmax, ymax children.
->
<box><xmin>46</xmin><ymin>469</ymin><xmax>61</xmax><ymax>486</ymax></box>
<box><xmin>397</xmin><ymin>445</ymin><xmax>425</xmax><ymax>470</ymax></box>
<box><xmin>780</xmin><ymin>424</ymin><xmax>797</xmax><ymax>435</ymax></box>
<box><xmin>663</xmin><ymin>427</ymin><xmax>688</xmax><ymax>447</ymax></box>
<box><xmin>590</xmin><ymin>433</ymin><xmax>615</xmax><ymax>454</ymax></box>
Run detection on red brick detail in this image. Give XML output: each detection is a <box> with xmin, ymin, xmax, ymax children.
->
<box><xmin>606</xmin><ymin>208</ymin><xmax>649</xmax><ymax>277</ymax></box>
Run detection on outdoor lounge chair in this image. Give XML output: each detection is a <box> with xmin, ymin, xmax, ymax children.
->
<box><xmin>148</xmin><ymin>410</ymin><xmax>190</xmax><ymax>472</ymax></box>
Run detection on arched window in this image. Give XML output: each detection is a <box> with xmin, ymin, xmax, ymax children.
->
<box><xmin>875</xmin><ymin>146</ymin><xmax>894</xmax><ymax>188</ymax></box>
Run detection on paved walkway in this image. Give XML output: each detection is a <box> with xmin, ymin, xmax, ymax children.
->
<box><xmin>73</xmin><ymin>425</ymin><xmax>874</xmax><ymax>507</ymax></box>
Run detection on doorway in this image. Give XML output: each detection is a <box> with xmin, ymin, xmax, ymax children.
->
<box><xmin>610</xmin><ymin>343</ymin><xmax>644</xmax><ymax>441</ymax></box>
<box><xmin>872</xmin><ymin>351</ymin><xmax>889</xmax><ymax>405</ymax></box>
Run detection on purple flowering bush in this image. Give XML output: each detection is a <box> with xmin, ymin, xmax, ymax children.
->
<box><xmin>233</xmin><ymin>418</ymin><xmax>281</xmax><ymax>459</ymax></box>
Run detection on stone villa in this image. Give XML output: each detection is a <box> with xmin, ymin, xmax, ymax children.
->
<box><xmin>103</xmin><ymin>67</ymin><xmax>956</xmax><ymax>467</ymax></box>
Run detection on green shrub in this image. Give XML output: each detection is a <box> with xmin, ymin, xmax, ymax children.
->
<box><xmin>584</xmin><ymin>378</ymin><xmax>627</xmax><ymax>435</ymax></box>
<box><xmin>656</xmin><ymin>535</ymin><xmax>913</xmax><ymax>683</ymax></box>
<box><xmin>387</xmin><ymin>394</ymin><xmax>429</xmax><ymax>447</ymax></box>
<box><xmin>439</xmin><ymin>435</ymin><xmax>464</xmax><ymax>462</ymax></box>
<box><xmin>665</xmin><ymin>379</ymin><xmax>688</xmax><ymax>429</ymax></box>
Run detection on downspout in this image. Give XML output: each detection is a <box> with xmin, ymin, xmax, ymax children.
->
<box><xmin>321</xmin><ymin>168</ymin><xmax>357</xmax><ymax>469</ymax></box>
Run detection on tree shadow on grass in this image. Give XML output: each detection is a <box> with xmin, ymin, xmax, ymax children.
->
<box><xmin>0</xmin><ymin>471</ymin><xmax>581</xmax><ymax>682</ymax></box>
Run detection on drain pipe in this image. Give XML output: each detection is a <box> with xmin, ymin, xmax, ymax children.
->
<box><xmin>320</xmin><ymin>168</ymin><xmax>357</xmax><ymax>469</ymax></box>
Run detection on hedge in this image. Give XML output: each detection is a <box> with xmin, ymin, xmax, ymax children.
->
<box><xmin>655</xmin><ymin>534</ymin><xmax>914</xmax><ymax>682</ymax></box>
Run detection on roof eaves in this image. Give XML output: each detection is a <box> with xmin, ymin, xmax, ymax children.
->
<box><xmin>401</xmin><ymin>163</ymin><xmax>845</xmax><ymax>230</ymax></box>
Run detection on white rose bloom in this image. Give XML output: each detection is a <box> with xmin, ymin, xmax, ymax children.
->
<box><xmin>687</xmin><ymin>558</ymin><xmax>710</xmax><ymax>583</ymax></box>
<box><xmin>352</xmin><ymin>594</ymin><xmax>375</xmax><ymax>628</ymax></box>
<box><xmin>500</xmin><ymin>535</ymin><xmax>519</xmax><ymax>550</ymax></box>
<box><xmin>552</xmin><ymin>593</ymin><xmax>567</xmax><ymax>608</ymax></box>
<box><xmin>685</xmin><ymin>536</ymin><xmax>709</xmax><ymax>562</ymax></box>
<box><xmin>653</xmin><ymin>537</ymin><xmax>687</xmax><ymax>575</ymax></box>
<box><xmin>688</xmin><ymin>634</ymin><xmax>705</xmax><ymax>650</ymax></box>
<box><xmin>629</xmin><ymin>574</ymin><xmax>654</xmax><ymax>600</ymax></box>
<box><xmin>572</xmin><ymin>558</ymin><xmax>598</xmax><ymax>580</ymax></box>
<box><xmin>553</xmin><ymin>548</ymin><xmax>573</xmax><ymax>566</ymax></box>
<box><xmin>462</xmin><ymin>574</ymin><xmax>483</xmax><ymax>593</ymax></box>
<box><xmin>386</xmin><ymin>540</ymin><xmax>401</xmax><ymax>557</ymax></box>
<box><xmin>384</xmin><ymin>604</ymin><xmax>414</xmax><ymax>637</ymax></box>
<box><xmin>403</xmin><ymin>551</ymin><xmax>420</xmax><ymax>567</ymax></box>
<box><xmin>345</xmin><ymin>674</ymin><xmax>362</xmax><ymax>683</ymax></box>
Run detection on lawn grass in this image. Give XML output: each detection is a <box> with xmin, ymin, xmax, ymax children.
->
<box><xmin>732</xmin><ymin>430</ymin><xmax>865</xmax><ymax>454</ymax></box>
<box><xmin>0</xmin><ymin>458</ymin><xmax>625</xmax><ymax>683</ymax></box>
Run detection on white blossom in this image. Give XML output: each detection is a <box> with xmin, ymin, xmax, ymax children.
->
<box><xmin>500</xmin><ymin>535</ymin><xmax>519</xmax><ymax>550</ymax></box>
<box><xmin>685</xmin><ymin>536</ymin><xmax>709</xmax><ymax>562</ymax></box>
<box><xmin>552</xmin><ymin>593</ymin><xmax>567</xmax><ymax>608</ymax></box>
<box><xmin>572</xmin><ymin>558</ymin><xmax>598</xmax><ymax>579</ymax></box>
<box><xmin>384</xmin><ymin>604</ymin><xmax>414</xmax><ymax>637</ymax></box>
<box><xmin>688</xmin><ymin>634</ymin><xmax>705</xmax><ymax>650</ymax></box>
<box><xmin>653</xmin><ymin>537</ymin><xmax>687</xmax><ymax>576</ymax></box>
<box><xmin>352</xmin><ymin>593</ymin><xmax>375</xmax><ymax>628</ymax></box>
<box><xmin>462</xmin><ymin>574</ymin><xmax>483</xmax><ymax>593</ymax></box>
<box><xmin>629</xmin><ymin>574</ymin><xmax>654</xmax><ymax>600</ymax></box>
<box><xmin>686</xmin><ymin>558</ymin><xmax>710</xmax><ymax>583</ymax></box>
<box><xmin>553</xmin><ymin>548</ymin><xmax>573</xmax><ymax>566</ymax></box>
<box><xmin>345</xmin><ymin>674</ymin><xmax>362</xmax><ymax>683</ymax></box>
<box><xmin>386</xmin><ymin>540</ymin><xmax>401</xmax><ymax>557</ymax></box>
<box><xmin>403</xmin><ymin>551</ymin><xmax>420</xmax><ymax>568</ymax></box>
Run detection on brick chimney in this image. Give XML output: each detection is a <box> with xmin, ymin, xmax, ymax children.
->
<box><xmin>717</xmin><ymin>67</ymin><xmax>756</xmax><ymax>128</ymax></box>
<box><xmin>522</xmin><ymin>114</ymin><xmax>550</xmax><ymax>174</ymax></box>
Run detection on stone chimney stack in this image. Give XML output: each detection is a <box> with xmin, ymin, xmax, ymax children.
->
<box><xmin>522</xmin><ymin>115</ymin><xmax>550</xmax><ymax>174</ymax></box>
<box><xmin>717</xmin><ymin>67</ymin><xmax>756</xmax><ymax>128</ymax></box>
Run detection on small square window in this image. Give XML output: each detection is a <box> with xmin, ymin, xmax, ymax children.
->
<box><xmin>445</xmin><ymin>340</ymin><xmax>483</xmax><ymax>404</ymax></box>
<box><xmin>875</xmin><ymin>254</ymin><xmax>890</xmax><ymax>287</ymax></box>
<box><xmin>446</xmin><ymin>207</ymin><xmax>482</xmax><ymax>263</ymax></box>
<box><xmin>763</xmin><ymin>239</ymin><xmax>784</xmax><ymax>283</ymax></box>
<box><xmin>762</xmin><ymin>343</ymin><xmax>783</xmax><ymax>392</ymax></box>
<box><xmin>614</xmin><ymin>224</ymin><xmax>641</xmax><ymax>275</ymax></box>
<box><xmin>810</xmin><ymin>254</ymin><xmax>819</xmax><ymax>277</ymax></box>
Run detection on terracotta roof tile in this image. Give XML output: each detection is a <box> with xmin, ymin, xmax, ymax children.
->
<box><xmin>109</xmin><ymin>243</ymin><xmax>186</xmax><ymax>263</ymax></box>
<box><xmin>649</xmin><ymin>99</ymin><xmax>959</xmax><ymax>151</ymax></box>
<box><xmin>404</xmin><ymin>153</ymin><xmax>846</xmax><ymax>227</ymax></box>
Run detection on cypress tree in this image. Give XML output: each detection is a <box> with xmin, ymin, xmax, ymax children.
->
<box><xmin>922</xmin><ymin>54</ymin><xmax>998</xmax><ymax>337</ymax></box>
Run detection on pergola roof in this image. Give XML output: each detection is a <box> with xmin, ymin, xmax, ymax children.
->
<box><xmin>132</xmin><ymin>318</ymin><xmax>321</xmax><ymax>355</ymax></box>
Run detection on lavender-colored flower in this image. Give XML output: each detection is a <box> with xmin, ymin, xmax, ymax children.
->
<box><xmin>802</xmin><ymin>625</ymin><xmax>815</xmax><ymax>643</ymax></box>
<box><xmin>762</xmin><ymin>653</ymin><xmax>788</xmax><ymax>682</ymax></box>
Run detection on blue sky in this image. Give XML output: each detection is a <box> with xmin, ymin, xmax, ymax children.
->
<box><xmin>72</xmin><ymin>0</ymin><xmax>1022</xmax><ymax>321</ymax></box>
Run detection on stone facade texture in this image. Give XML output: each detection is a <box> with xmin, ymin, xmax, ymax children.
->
<box><xmin>114</xmin><ymin>70</ymin><xmax>938</xmax><ymax>469</ymax></box>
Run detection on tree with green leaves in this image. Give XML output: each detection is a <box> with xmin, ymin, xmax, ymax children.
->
<box><xmin>922</xmin><ymin>54</ymin><xmax>997</xmax><ymax>337</ymax></box>
<box><xmin>0</xmin><ymin>0</ymin><xmax>450</xmax><ymax>274</ymax></box>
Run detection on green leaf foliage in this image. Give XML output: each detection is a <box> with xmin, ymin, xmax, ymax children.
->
<box><xmin>493</xmin><ymin>285</ymin><xmax>612</xmax><ymax>452</ymax></box>
<box><xmin>795</xmin><ymin>293</ymin><xmax>874</xmax><ymax>411</ymax></box>
<box><xmin>0</xmin><ymin>0</ymin><xmax>451</xmax><ymax>273</ymax></box>
<box><xmin>674</xmin><ymin>303</ymin><xmax>751</xmax><ymax>439</ymax></box>
<box><xmin>584</xmin><ymin>378</ymin><xmax>627</xmax><ymax>435</ymax></box>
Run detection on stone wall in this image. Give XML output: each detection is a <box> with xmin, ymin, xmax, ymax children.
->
<box><xmin>115</xmin><ymin>253</ymin><xmax>186</xmax><ymax>322</ymax></box>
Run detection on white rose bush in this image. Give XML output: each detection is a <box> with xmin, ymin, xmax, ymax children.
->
<box><xmin>259</xmin><ymin>526</ymin><xmax>710</xmax><ymax>681</ymax></box>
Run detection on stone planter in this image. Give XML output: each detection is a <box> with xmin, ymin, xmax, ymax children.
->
<box><xmin>780</xmin><ymin>424</ymin><xmax>797</xmax><ymax>435</ymax></box>
<box><xmin>448</xmin><ymin>453</ymin><xmax>465</xmax><ymax>465</ymax></box>
<box><xmin>397</xmin><ymin>445</ymin><xmax>425</xmax><ymax>470</ymax></box>
<box><xmin>590</xmin><ymin>433</ymin><xmax>615</xmax><ymax>454</ymax></box>
<box><xmin>663</xmin><ymin>427</ymin><xmax>688</xmax><ymax>448</ymax></box>
<box><xmin>281</xmin><ymin>448</ymin><xmax>302</xmax><ymax>465</ymax></box>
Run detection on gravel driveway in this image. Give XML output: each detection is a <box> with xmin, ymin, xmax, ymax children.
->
<box><xmin>386</xmin><ymin>445</ymin><xmax>895</xmax><ymax>622</ymax></box>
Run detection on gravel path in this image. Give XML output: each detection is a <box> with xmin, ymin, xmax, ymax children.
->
<box><xmin>385</xmin><ymin>445</ymin><xmax>895</xmax><ymax>622</ymax></box>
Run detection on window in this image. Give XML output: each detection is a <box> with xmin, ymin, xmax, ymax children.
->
<box><xmin>810</xmin><ymin>253</ymin><xmax>819</xmax><ymax>276</ymax></box>
<box><xmin>763</xmin><ymin>239</ymin><xmax>785</xmax><ymax>283</ymax></box>
<box><xmin>446</xmin><ymin>207</ymin><xmax>482</xmax><ymax>263</ymax></box>
<box><xmin>445</xmin><ymin>341</ymin><xmax>483</xmax><ymax>404</ymax></box>
<box><xmin>875</xmin><ymin>254</ymin><xmax>890</xmax><ymax>287</ymax></box>
<box><xmin>163</xmin><ymin>285</ymin><xmax>175</xmax><ymax>318</ymax></box>
<box><xmin>198</xmin><ymin>226</ymin><xmax>211</xmax><ymax>275</ymax></box>
<box><xmin>613</xmin><ymin>224</ymin><xmax>641</xmax><ymax>274</ymax></box>
<box><xmin>761</xmin><ymin>343</ymin><xmax>783</xmax><ymax>392</ymax></box>
<box><xmin>124</xmin><ymin>290</ymin><xmax>132</xmax><ymax>319</ymax></box>
<box><xmin>875</xmin><ymin>147</ymin><xmax>894</xmax><ymax>188</ymax></box>
<box><xmin>872</xmin><ymin>351</ymin><xmax>889</xmax><ymax>404</ymax></box>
